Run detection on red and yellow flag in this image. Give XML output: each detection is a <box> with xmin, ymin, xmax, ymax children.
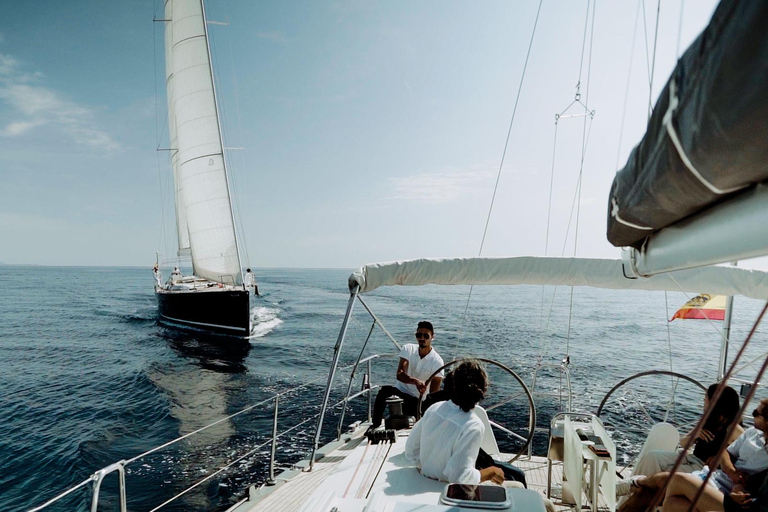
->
<box><xmin>670</xmin><ymin>294</ymin><xmax>727</xmax><ymax>321</ymax></box>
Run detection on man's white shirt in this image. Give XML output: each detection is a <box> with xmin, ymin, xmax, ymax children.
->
<box><xmin>394</xmin><ymin>343</ymin><xmax>444</xmax><ymax>399</ymax></box>
<box><xmin>405</xmin><ymin>400</ymin><xmax>483</xmax><ymax>484</ymax></box>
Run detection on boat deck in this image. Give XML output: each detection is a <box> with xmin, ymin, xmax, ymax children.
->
<box><xmin>231</xmin><ymin>426</ymin><xmax>627</xmax><ymax>512</ymax></box>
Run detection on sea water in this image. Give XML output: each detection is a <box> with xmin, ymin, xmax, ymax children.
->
<box><xmin>0</xmin><ymin>265</ymin><xmax>765</xmax><ymax>511</ymax></box>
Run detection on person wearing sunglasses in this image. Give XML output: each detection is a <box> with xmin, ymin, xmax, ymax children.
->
<box><xmin>368</xmin><ymin>321</ymin><xmax>445</xmax><ymax>431</ymax></box>
<box><xmin>661</xmin><ymin>397</ymin><xmax>768</xmax><ymax>512</ymax></box>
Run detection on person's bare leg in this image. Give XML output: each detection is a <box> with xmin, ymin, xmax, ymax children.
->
<box><xmin>619</xmin><ymin>488</ymin><xmax>656</xmax><ymax>512</ymax></box>
<box><xmin>663</xmin><ymin>473</ymin><xmax>724</xmax><ymax>512</ymax></box>
<box><xmin>662</xmin><ymin>495</ymin><xmax>693</xmax><ymax>512</ymax></box>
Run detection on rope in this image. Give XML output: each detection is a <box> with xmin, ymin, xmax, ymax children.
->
<box><xmin>455</xmin><ymin>0</ymin><xmax>543</xmax><ymax>348</ymax></box>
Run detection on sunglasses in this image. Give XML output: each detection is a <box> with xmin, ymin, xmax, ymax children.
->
<box><xmin>415</xmin><ymin>332</ymin><xmax>431</xmax><ymax>339</ymax></box>
<box><xmin>753</xmin><ymin>409</ymin><xmax>765</xmax><ymax>418</ymax></box>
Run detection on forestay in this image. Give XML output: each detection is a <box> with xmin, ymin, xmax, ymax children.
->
<box><xmin>349</xmin><ymin>257</ymin><xmax>768</xmax><ymax>300</ymax></box>
<box><xmin>165</xmin><ymin>0</ymin><xmax>241</xmax><ymax>283</ymax></box>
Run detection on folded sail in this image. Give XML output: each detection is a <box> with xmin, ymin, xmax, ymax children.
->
<box><xmin>165</xmin><ymin>0</ymin><xmax>241</xmax><ymax>284</ymax></box>
<box><xmin>607</xmin><ymin>0</ymin><xmax>768</xmax><ymax>248</ymax></box>
<box><xmin>349</xmin><ymin>257</ymin><xmax>768</xmax><ymax>300</ymax></box>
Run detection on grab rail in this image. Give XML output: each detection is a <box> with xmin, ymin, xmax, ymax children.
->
<box><xmin>90</xmin><ymin>462</ymin><xmax>127</xmax><ymax>512</ymax></box>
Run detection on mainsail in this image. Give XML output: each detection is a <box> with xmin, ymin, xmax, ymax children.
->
<box><xmin>164</xmin><ymin>0</ymin><xmax>241</xmax><ymax>284</ymax></box>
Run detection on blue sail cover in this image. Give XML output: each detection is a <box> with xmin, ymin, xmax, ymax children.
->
<box><xmin>607</xmin><ymin>0</ymin><xmax>768</xmax><ymax>249</ymax></box>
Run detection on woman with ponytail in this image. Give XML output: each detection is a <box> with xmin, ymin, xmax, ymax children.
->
<box><xmin>405</xmin><ymin>359</ymin><xmax>505</xmax><ymax>484</ymax></box>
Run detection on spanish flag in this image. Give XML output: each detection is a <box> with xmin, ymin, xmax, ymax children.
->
<box><xmin>670</xmin><ymin>294</ymin><xmax>727</xmax><ymax>321</ymax></box>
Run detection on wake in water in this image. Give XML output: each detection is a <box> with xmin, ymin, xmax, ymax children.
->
<box><xmin>250</xmin><ymin>305</ymin><xmax>282</xmax><ymax>338</ymax></box>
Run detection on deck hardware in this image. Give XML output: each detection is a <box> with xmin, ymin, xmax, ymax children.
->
<box><xmin>367</xmin><ymin>359</ymin><xmax>373</xmax><ymax>422</ymax></box>
<box><xmin>338</xmin><ymin>320</ymin><xmax>377</xmax><ymax>440</ymax></box>
<box><xmin>267</xmin><ymin>395</ymin><xmax>279</xmax><ymax>485</ymax></box>
<box><xmin>90</xmin><ymin>461</ymin><xmax>127</xmax><ymax>512</ymax></box>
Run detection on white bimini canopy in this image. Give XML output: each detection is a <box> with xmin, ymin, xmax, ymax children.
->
<box><xmin>349</xmin><ymin>257</ymin><xmax>768</xmax><ymax>300</ymax></box>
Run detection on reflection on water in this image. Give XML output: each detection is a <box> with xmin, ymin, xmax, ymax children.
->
<box><xmin>146</xmin><ymin>331</ymin><xmax>252</xmax><ymax>509</ymax></box>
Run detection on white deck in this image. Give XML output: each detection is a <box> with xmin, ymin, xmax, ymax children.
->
<box><xmin>230</xmin><ymin>425</ymin><xmax>626</xmax><ymax>512</ymax></box>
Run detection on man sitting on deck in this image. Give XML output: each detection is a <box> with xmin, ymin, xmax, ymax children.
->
<box><xmin>405</xmin><ymin>359</ymin><xmax>504</xmax><ymax>484</ymax></box>
<box><xmin>368</xmin><ymin>321</ymin><xmax>444</xmax><ymax>430</ymax></box>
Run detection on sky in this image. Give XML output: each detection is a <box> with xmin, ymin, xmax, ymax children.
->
<box><xmin>0</xmin><ymin>0</ymin><xmax>730</xmax><ymax>269</ymax></box>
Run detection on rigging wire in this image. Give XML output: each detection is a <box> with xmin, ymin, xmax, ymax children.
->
<box><xmin>613</xmin><ymin>0</ymin><xmax>642</xmax><ymax>173</ymax></box>
<box><xmin>565</xmin><ymin>1</ymin><xmax>598</xmax><ymax>358</ymax></box>
<box><xmin>647</xmin><ymin>0</ymin><xmax>662</xmax><ymax>118</ymax></box>
<box><xmin>537</xmin><ymin>114</ymin><xmax>594</xmax><ymax>359</ymax></box>
<box><xmin>663</xmin><ymin>0</ymin><xmax>689</xmax><ymax>405</ymax></box>
<box><xmin>641</xmin><ymin>1</ymin><xmax>652</xmax><ymax>102</ymax></box>
<box><xmin>207</xmin><ymin>9</ymin><xmax>251</xmax><ymax>271</ymax></box>
<box><xmin>540</xmin><ymin>0</ymin><xmax>597</xmax><ymax>360</ymax></box>
<box><xmin>663</xmin><ymin>289</ymin><xmax>679</xmax><ymax>422</ymax></box>
<box><xmin>675</xmin><ymin>0</ymin><xmax>686</xmax><ymax>59</ymax></box>
<box><xmin>222</xmin><ymin>0</ymin><xmax>252</xmax><ymax>269</ymax></box>
<box><xmin>539</xmin><ymin>121</ymin><xmax>559</xmax><ymax>334</ymax></box>
<box><xmin>454</xmin><ymin>0</ymin><xmax>544</xmax><ymax>351</ymax></box>
<box><xmin>645</xmin><ymin>0</ymin><xmax>677</xmax><ymax>388</ymax></box>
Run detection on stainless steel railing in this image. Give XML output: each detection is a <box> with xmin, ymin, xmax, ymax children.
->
<box><xmin>27</xmin><ymin>346</ymin><xmax>392</xmax><ymax>512</ymax></box>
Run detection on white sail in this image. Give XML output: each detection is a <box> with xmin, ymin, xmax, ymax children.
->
<box><xmin>164</xmin><ymin>0</ymin><xmax>190</xmax><ymax>257</ymax></box>
<box><xmin>165</xmin><ymin>0</ymin><xmax>241</xmax><ymax>284</ymax></box>
<box><xmin>349</xmin><ymin>256</ymin><xmax>768</xmax><ymax>299</ymax></box>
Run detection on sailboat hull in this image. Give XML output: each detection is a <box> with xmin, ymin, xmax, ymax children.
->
<box><xmin>156</xmin><ymin>288</ymin><xmax>251</xmax><ymax>337</ymax></box>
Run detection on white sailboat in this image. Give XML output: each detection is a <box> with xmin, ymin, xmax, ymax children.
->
<box><xmin>154</xmin><ymin>0</ymin><xmax>254</xmax><ymax>337</ymax></box>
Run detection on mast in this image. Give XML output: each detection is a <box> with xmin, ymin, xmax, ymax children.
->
<box><xmin>199</xmin><ymin>0</ymin><xmax>244</xmax><ymax>285</ymax></box>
